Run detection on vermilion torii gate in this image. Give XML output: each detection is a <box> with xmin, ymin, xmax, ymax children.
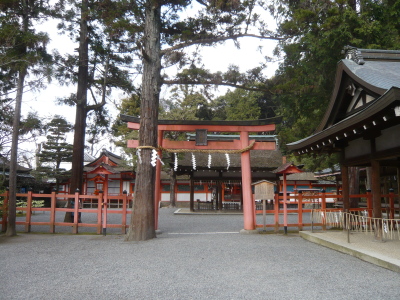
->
<box><xmin>122</xmin><ymin>115</ymin><xmax>279</xmax><ymax>232</ymax></box>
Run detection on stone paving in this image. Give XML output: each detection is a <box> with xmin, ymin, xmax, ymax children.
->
<box><xmin>1</xmin><ymin>207</ymin><xmax>400</xmax><ymax>300</ymax></box>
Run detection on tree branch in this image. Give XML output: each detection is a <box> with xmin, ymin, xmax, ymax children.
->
<box><xmin>162</xmin><ymin>79</ymin><xmax>273</xmax><ymax>93</ymax></box>
<box><xmin>161</xmin><ymin>33</ymin><xmax>285</xmax><ymax>56</ymax></box>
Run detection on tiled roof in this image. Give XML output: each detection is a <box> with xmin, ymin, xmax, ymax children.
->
<box><xmin>343</xmin><ymin>59</ymin><xmax>400</xmax><ymax>90</ymax></box>
<box><xmin>282</xmin><ymin>172</ymin><xmax>318</xmax><ymax>181</ymax></box>
<box><xmin>173</xmin><ymin>150</ymin><xmax>283</xmax><ymax>170</ymax></box>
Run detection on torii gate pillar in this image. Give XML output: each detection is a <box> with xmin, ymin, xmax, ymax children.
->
<box><xmin>124</xmin><ymin>116</ymin><xmax>278</xmax><ymax>234</ymax></box>
<box><xmin>240</xmin><ymin>131</ymin><xmax>256</xmax><ymax>232</ymax></box>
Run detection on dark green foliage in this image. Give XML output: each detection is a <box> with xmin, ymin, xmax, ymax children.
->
<box><xmin>36</xmin><ymin>116</ymin><xmax>73</xmax><ymax>190</ymax></box>
<box><xmin>271</xmin><ymin>0</ymin><xmax>400</xmax><ymax>169</ymax></box>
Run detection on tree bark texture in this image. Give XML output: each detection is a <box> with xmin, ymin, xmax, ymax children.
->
<box><xmin>126</xmin><ymin>2</ymin><xmax>161</xmax><ymax>241</ymax></box>
<box><xmin>65</xmin><ymin>0</ymin><xmax>89</xmax><ymax>222</ymax></box>
<box><xmin>6</xmin><ymin>0</ymin><xmax>29</xmax><ymax>236</ymax></box>
<box><xmin>6</xmin><ymin>68</ymin><xmax>27</xmax><ymax>237</ymax></box>
<box><xmin>70</xmin><ymin>0</ymin><xmax>89</xmax><ymax>194</ymax></box>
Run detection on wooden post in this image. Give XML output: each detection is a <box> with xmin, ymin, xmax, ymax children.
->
<box><xmin>240</xmin><ymin>131</ymin><xmax>255</xmax><ymax>231</ymax></box>
<box><xmin>262</xmin><ymin>199</ymin><xmax>266</xmax><ymax>232</ymax></box>
<box><xmin>122</xmin><ymin>191</ymin><xmax>128</xmax><ymax>234</ymax></box>
<box><xmin>189</xmin><ymin>180</ymin><xmax>194</xmax><ymax>212</ymax></box>
<box><xmin>397</xmin><ymin>167</ymin><xmax>400</xmax><ymax>216</ymax></box>
<box><xmin>154</xmin><ymin>130</ymin><xmax>163</xmax><ymax>230</ymax></box>
<box><xmin>283</xmin><ymin>173</ymin><xmax>288</xmax><ymax>234</ymax></box>
<box><xmin>298</xmin><ymin>191</ymin><xmax>303</xmax><ymax>231</ymax></box>
<box><xmin>341</xmin><ymin>164</ymin><xmax>350</xmax><ymax>212</ymax></box>
<box><xmin>73</xmin><ymin>189</ymin><xmax>79</xmax><ymax>234</ymax></box>
<box><xmin>218</xmin><ymin>183</ymin><xmax>223</xmax><ymax>211</ymax></box>
<box><xmin>371</xmin><ymin>159</ymin><xmax>382</xmax><ymax>241</ymax></box>
<box><xmin>389</xmin><ymin>188</ymin><xmax>395</xmax><ymax>220</ymax></box>
<box><xmin>371</xmin><ymin>160</ymin><xmax>382</xmax><ymax>218</ymax></box>
<box><xmin>1</xmin><ymin>189</ymin><xmax>9</xmax><ymax>232</ymax></box>
<box><xmin>25</xmin><ymin>189</ymin><xmax>33</xmax><ymax>233</ymax></box>
<box><xmin>102</xmin><ymin>179</ymin><xmax>109</xmax><ymax>236</ymax></box>
<box><xmin>97</xmin><ymin>191</ymin><xmax>103</xmax><ymax>235</ymax></box>
<box><xmin>274</xmin><ymin>191</ymin><xmax>279</xmax><ymax>233</ymax></box>
<box><xmin>366</xmin><ymin>189</ymin><xmax>373</xmax><ymax>217</ymax></box>
<box><xmin>321</xmin><ymin>189</ymin><xmax>326</xmax><ymax>231</ymax></box>
<box><xmin>50</xmin><ymin>190</ymin><xmax>56</xmax><ymax>233</ymax></box>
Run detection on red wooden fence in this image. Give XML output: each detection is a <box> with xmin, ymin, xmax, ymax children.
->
<box><xmin>255</xmin><ymin>190</ymin><xmax>399</xmax><ymax>231</ymax></box>
<box><xmin>0</xmin><ymin>190</ymin><xmax>133</xmax><ymax>234</ymax></box>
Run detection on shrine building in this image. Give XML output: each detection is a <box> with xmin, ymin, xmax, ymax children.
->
<box><xmin>287</xmin><ymin>47</ymin><xmax>400</xmax><ymax>218</ymax></box>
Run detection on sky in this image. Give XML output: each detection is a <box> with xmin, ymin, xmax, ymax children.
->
<box><xmin>19</xmin><ymin>4</ymin><xmax>280</xmax><ymax>162</ymax></box>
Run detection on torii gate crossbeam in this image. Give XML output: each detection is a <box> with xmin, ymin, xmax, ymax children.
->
<box><xmin>123</xmin><ymin>115</ymin><xmax>278</xmax><ymax>233</ymax></box>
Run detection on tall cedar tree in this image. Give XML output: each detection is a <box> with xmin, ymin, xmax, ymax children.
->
<box><xmin>52</xmin><ymin>1</ymin><xmax>135</xmax><ymax>221</ymax></box>
<box><xmin>125</xmin><ymin>0</ymin><xmax>283</xmax><ymax>241</ymax></box>
<box><xmin>0</xmin><ymin>0</ymin><xmax>51</xmax><ymax>236</ymax></box>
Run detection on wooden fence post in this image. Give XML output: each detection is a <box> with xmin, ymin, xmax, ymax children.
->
<box><xmin>321</xmin><ymin>189</ymin><xmax>326</xmax><ymax>231</ymax></box>
<box><xmin>50</xmin><ymin>189</ymin><xmax>56</xmax><ymax>233</ymax></box>
<box><xmin>97</xmin><ymin>191</ymin><xmax>103</xmax><ymax>235</ymax></box>
<box><xmin>25</xmin><ymin>188</ymin><xmax>33</xmax><ymax>233</ymax></box>
<box><xmin>122</xmin><ymin>191</ymin><xmax>128</xmax><ymax>234</ymax></box>
<box><xmin>102</xmin><ymin>190</ymin><xmax>108</xmax><ymax>236</ymax></box>
<box><xmin>298</xmin><ymin>191</ymin><xmax>303</xmax><ymax>231</ymax></box>
<box><xmin>72</xmin><ymin>189</ymin><xmax>79</xmax><ymax>234</ymax></box>
<box><xmin>274</xmin><ymin>191</ymin><xmax>279</xmax><ymax>233</ymax></box>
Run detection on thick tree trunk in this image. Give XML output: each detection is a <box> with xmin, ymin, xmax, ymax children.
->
<box><xmin>6</xmin><ymin>68</ymin><xmax>27</xmax><ymax>237</ymax></box>
<box><xmin>65</xmin><ymin>0</ymin><xmax>89</xmax><ymax>222</ymax></box>
<box><xmin>6</xmin><ymin>0</ymin><xmax>29</xmax><ymax>237</ymax></box>
<box><xmin>126</xmin><ymin>2</ymin><xmax>161</xmax><ymax>241</ymax></box>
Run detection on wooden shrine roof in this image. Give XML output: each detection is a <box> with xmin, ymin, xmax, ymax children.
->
<box><xmin>287</xmin><ymin>47</ymin><xmax>400</xmax><ymax>155</ymax></box>
<box><xmin>172</xmin><ymin>150</ymin><xmax>283</xmax><ymax>172</ymax></box>
<box><xmin>120</xmin><ymin>115</ymin><xmax>282</xmax><ymax>126</ymax></box>
<box><xmin>84</xmin><ymin>149</ymin><xmax>133</xmax><ymax>173</ymax></box>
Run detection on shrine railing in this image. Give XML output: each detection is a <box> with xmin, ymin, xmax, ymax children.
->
<box><xmin>255</xmin><ymin>191</ymin><xmax>399</xmax><ymax>231</ymax></box>
<box><xmin>0</xmin><ymin>190</ymin><xmax>133</xmax><ymax>234</ymax></box>
<box><xmin>311</xmin><ymin>209</ymin><xmax>400</xmax><ymax>242</ymax></box>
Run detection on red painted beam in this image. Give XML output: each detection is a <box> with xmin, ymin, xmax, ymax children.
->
<box><xmin>128</xmin><ymin>139</ymin><xmax>276</xmax><ymax>150</ymax></box>
<box><xmin>127</xmin><ymin>122</ymin><xmax>275</xmax><ymax>132</ymax></box>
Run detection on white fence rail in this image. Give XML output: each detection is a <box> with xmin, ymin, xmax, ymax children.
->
<box><xmin>311</xmin><ymin>209</ymin><xmax>400</xmax><ymax>241</ymax></box>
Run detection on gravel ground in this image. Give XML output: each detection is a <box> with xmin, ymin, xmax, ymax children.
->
<box><xmin>1</xmin><ymin>207</ymin><xmax>400</xmax><ymax>300</ymax></box>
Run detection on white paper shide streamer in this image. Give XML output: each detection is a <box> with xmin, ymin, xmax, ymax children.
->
<box><xmin>136</xmin><ymin>149</ymin><xmax>142</xmax><ymax>164</ymax></box>
<box><xmin>151</xmin><ymin>149</ymin><xmax>157</xmax><ymax>167</ymax></box>
<box><xmin>192</xmin><ymin>153</ymin><xmax>196</xmax><ymax>170</ymax></box>
<box><xmin>174</xmin><ymin>153</ymin><xmax>178</xmax><ymax>171</ymax></box>
<box><xmin>207</xmin><ymin>154</ymin><xmax>212</xmax><ymax>168</ymax></box>
<box><xmin>225</xmin><ymin>153</ymin><xmax>230</xmax><ymax>170</ymax></box>
<box><xmin>150</xmin><ymin>149</ymin><xmax>164</xmax><ymax>167</ymax></box>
